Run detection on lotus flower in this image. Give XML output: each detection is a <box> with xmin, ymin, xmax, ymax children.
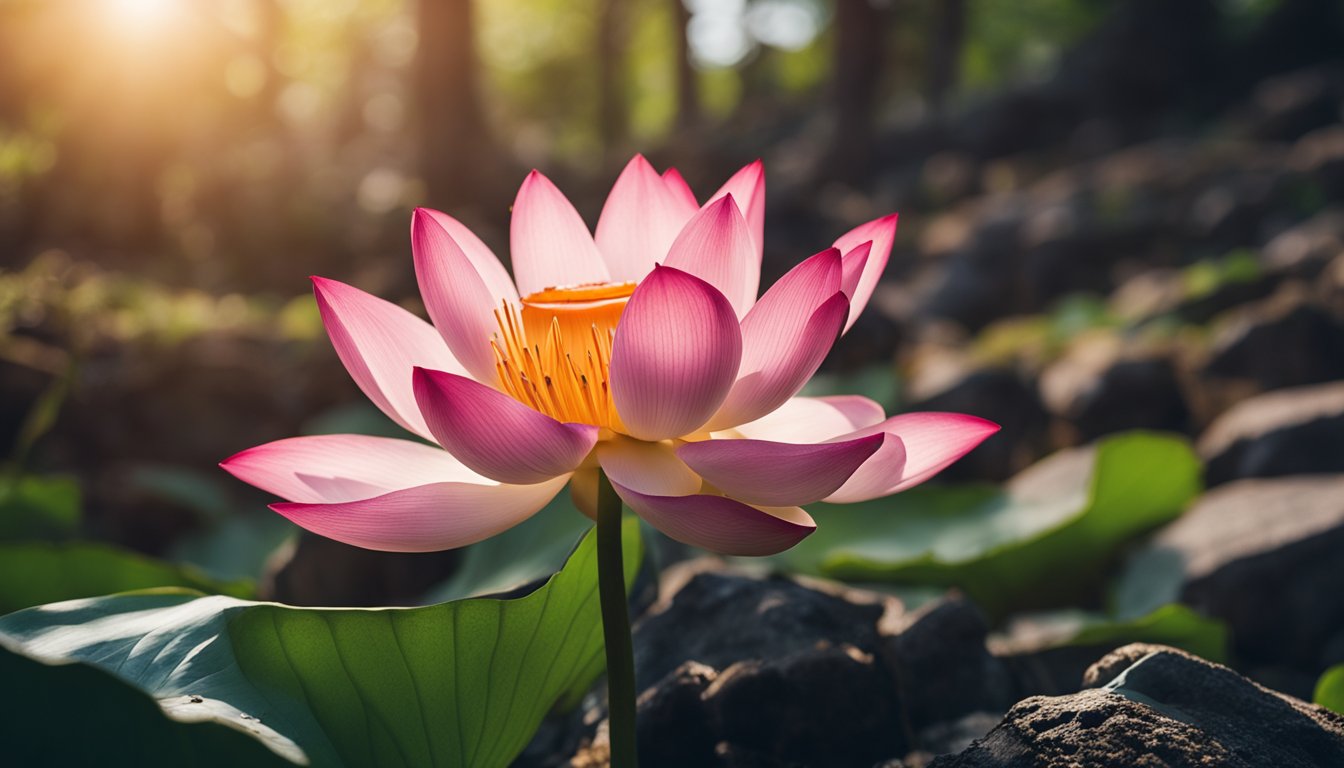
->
<box><xmin>222</xmin><ymin>157</ymin><xmax>997</xmax><ymax>556</ymax></box>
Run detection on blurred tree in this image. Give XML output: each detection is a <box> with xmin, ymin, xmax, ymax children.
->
<box><xmin>598</xmin><ymin>0</ymin><xmax>631</xmax><ymax>159</ymax></box>
<box><xmin>671</xmin><ymin>0</ymin><xmax>700</xmax><ymax>131</ymax></box>
<box><xmin>415</xmin><ymin>0</ymin><xmax>498</xmax><ymax>209</ymax></box>
<box><xmin>925</xmin><ymin>0</ymin><xmax>966</xmax><ymax>119</ymax></box>
<box><xmin>828</xmin><ymin>0</ymin><xmax>889</xmax><ymax>182</ymax></box>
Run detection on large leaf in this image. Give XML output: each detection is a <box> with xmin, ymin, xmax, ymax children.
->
<box><xmin>0</xmin><ymin>541</ymin><xmax>253</xmax><ymax>614</ymax></box>
<box><xmin>1317</xmin><ymin>665</ymin><xmax>1344</xmax><ymax>715</ymax></box>
<box><xmin>0</xmin><ymin>518</ymin><xmax>640</xmax><ymax>767</ymax></box>
<box><xmin>1</xmin><ymin>632</ymin><xmax>297</xmax><ymax>767</ymax></box>
<box><xmin>770</xmin><ymin>432</ymin><xmax>1201</xmax><ymax>615</ymax></box>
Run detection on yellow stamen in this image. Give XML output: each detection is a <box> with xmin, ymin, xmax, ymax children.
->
<box><xmin>492</xmin><ymin>281</ymin><xmax>636</xmax><ymax>430</ymax></box>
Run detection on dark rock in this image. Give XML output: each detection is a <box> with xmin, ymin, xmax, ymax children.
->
<box><xmin>932</xmin><ymin>645</ymin><xmax>1344</xmax><ymax>768</ymax></box>
<box><xmin>635</xmin><ymin>662</ymin><xmax>718</xmax><ymax>768</ymax></box>
<box><xmin>1261</xmin><ymin>207</ymin><xmax>1344</xmax><ymax>280</ymax></box>
<box><xmin>585</xmin><ymin>564</ymin><xmax>1018</xmax><ymax>768</ymax></box>
<box><xmin>884</xmin><ymin>597</ymin><xmax>1016</xmax><ymax>731</ymax></box>
<box><xmin>1201</xmin><ymin>291</ymin><xmax>1344</xmax><ymax>392</ymax></box>
<box><xmin>633</xmin><ymin>565</ymin><xmax>890</xmax><ymax>687</ymax></box>
<box><xmin>1041</xmin><ymin>348</ymin><xmax>1190</xmax><ymax>443</ymax></box>
<box><xmin>1199</xmin><ymin>381</ymin><xmax>1344</xmax><ymax>485</ymax></box>
<box><xmin>707</xmin><ymin>644</ymin><xmax>901</xmax><ymax>768</ymax></box>
<box><xmin>905</xmin><ymin>367</ymin><xmax>1050</xmax><ymax>482</ymax></box>
<box><xmin>1114</xmin><ymin>476</ymin><xmax>1344</xmax><ymax>672</ymax></box>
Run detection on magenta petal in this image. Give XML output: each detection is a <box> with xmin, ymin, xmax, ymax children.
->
<box><xmin>707</xmin><ymin>248</ymin><xmax>846</xmax><ymax>429</ymax></box>
<box><xmin>662</xmin><ymin>194</ymin><xmax>758</xmax><ymax>317</ymax></box>
<box><xmin>715</xmin><ymin>292</ymin><xmax>848</xmax><ymax>430</ymax></box>
<box><xmin>271</xmin><ymin>475</ymin><xmax>569</xmax><ymax>553</ymax></box>
<box><xmin>610</xmin><ymin>480</ymin><xmax>814</xmax><ymax>556</ymax></box>
<box><xmin>221</xmin><ymin>434</ymin><xmax>483</xmax><ymax>504</ymax></box>
<box><xmin>510</xmin><ymin>170</ymin><xmax>610</xmax><ymax>297</ymax></box>
<box><xmin>839</xmin><ymin>241</ymin><xmax>871</xmax><ymax>301</ymax></box>
<box><xmin>610</xmin><ymin>265</ymin><xmax>743</xmax><ymax>441</ymax></box>
<box><xmin>596</xmin><ymin>155</ymin><xmax>699</xmax><ymax>283</ymax></box>
<box><xmin>833</xmin><ymin>213</ymin><xmax>897</xmax><ymax>333</ymax></box>
<box><xmin>662</xmin><ymin>167</ymin><xmax>698</xmax><ymax>210</ymax></box>
<box><xmin>417</xmin><ymin>208</ymin><xmax>519</xmax><ymax>305</ymax></box>
<box><xmin>411</xmin><ymin>209</ymin><xmax>507</xmax><ymax>382</ymax></box>
<box><xmin>413</xmin><ymin>368</ymin><xmax>598</xmax><ymax>484</ymax></box>
<box><xmin>825</xmin><ymin>412</ymin><xmax>1000</xmax><ymax>503</ymax></box>
<box><xmin>312</xmin><ymin>277</ymin><xmax>467</xmax><ymax>442</ymax></box>
<box><xmin>677</xmin><ymin>432</ymin><xmax>885</xmax><ymax>506</ymax></box>
<box><xmin>733</xmin><ymin>395</ymin><xmax>887</xmax><ymax>442</ymax></box>
<box><xmin>707</xmin><ymin>159</ymin><xmax>765</xmax><ymax>261</ymax></box>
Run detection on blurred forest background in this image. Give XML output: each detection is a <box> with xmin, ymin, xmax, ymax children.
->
<box><xmin>3</xmin><ymin>0</ymin><xmax>1344</xmax><ymax>610</ymax></box>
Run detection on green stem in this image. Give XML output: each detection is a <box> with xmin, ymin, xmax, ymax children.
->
<box><xmin>596</xmin><ymin>469</ymin><xmax>638</xmax><ymax>768</ymax></box>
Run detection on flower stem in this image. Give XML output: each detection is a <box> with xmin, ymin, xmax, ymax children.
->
<box><xmin>596</xmin><ymin>469</ymin><xmax>638</xmax><ymax>768</ymax></box>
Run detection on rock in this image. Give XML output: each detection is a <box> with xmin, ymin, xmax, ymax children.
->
<box><xmin>706</xmin><ymin>643</ymin><xmax>901</xmax><ymax>768</ymax></box>
<box><xmin>1040</xmin><ymin>343</ymin><xmax>1190</xmax><ymax>443</ymax></box>
<box><xmin>931</xmin><ymin>644</ymin><xmax>1344</xmax><ymax>768</ymax></box>
<box><xmin>883</xmin><ymin>597</ymin><xmax>1017</xmax><ymax>731</ymax></box>
<box><xmin>1198</xmin><ymin>381</ymin><xmax>1344</xmax><ymax>485</ymax></box>
<box><xmin>580</xmin><ymin>563</ymin><xmax>1018</xmax><ymax>768</ymax></box>
<box><xmin>905</xmin><ymin>366</ymin><xmax>1050</xmax><ymax>482</ymax></box>
<box><xmin>1261</xmin><ymin>207</ymin><xmax>1344</xmax><ymax>280</ymax></box>
<box><xmin>633</xmin><ymin>565</ymin><xmax>891</xmax><ymax>688</ymax></box>
<box><xmin>1114</xmin><ymin>476</ymin><xmax>1344</xmax><ymax>673</ymax></box>
<box><xmin>1201</xmin><ymin>290</ymin><xmax>1344</xmax><ymax>392</ymax></box>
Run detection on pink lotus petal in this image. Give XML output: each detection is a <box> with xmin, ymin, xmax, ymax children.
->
<box><xmin>833</xmin><ymin>213</ymin><xmax>898</xmax><ymax>333</ymax></box>
<box><xmin>271</xmin><ymin>475</ymin><xmax>569</xmax><ymax>553</ymax></box>
<box><xmin>732</xmin><ymin>395</ymin><xmax>887</xmax><ymax>442</ymax></box>
<box><xmin>839</xmin><ymin>241</ymin><xmax>871</xmax><ymax>300</ymax></box>
<box><xmin>662</xmin><ymin>167</ymin><xmax>698</xmax><ymax>210</ymax></box>
<box><xmin>412</xmin><ymin>209</ymin><xmax>507</xmax><ymax>383</ymax></box>
<box><xmin>597</xmin><ymin>437</ymin><xmax>702</xmax><ymax>496</ymax></box>
<box><xmin>221</xmin><ymin>434</ymin><xmax>483</xmax><ymax>504</ymax></box>
<box><xmin>312</xmin><ymin>277</ymin><xmax>467</xmax><ymax>442</ymax></box>
<box><xmin>708</xmin><ymin>248</ymin><xmax>848</xmax><ymax>429</ymax></box>
<box><xmin>707</xmin><ymin>160</ymin><xmax>765</xmax><ymax>261</ymax></box>
<box><xmin>413</xmin><ymin>367</ymin><xmax>598</xmax><ymax>484</ymax></box>
<box><xmin>677</xmin><ymin>432</ymin><xmax>885</xmax><ymax>506</ymax></box>
<box><xmin>610</xmin><ymin>265</ymin><xmax>742</xmax><ymax>441</ymax></box>
<box><xmin>510</xmin><ymin>170</ymin><xmax>610</xmax><ymax>297</ymax></box>
<box><xmin>824</xmin><ymin>412</ymin><xmax>1000</xmax><ymax>503</ymax></box>
<box><xmin>662</xmin><ymin>194</ymin><xmax>758</xmax><ymax>317</ymax></box>
<box><xmin>418</xmin><ymin>208</ymin><xmax>519</xmax><ymax>305</ymax></box>
<box><xmin>596</xmin><ymin>155</ymin><xmax>699</xmax><ymax>283</ymax></box>
<box><xmin>610</xmin><ymin>480</ymin><xmax>814</xmax><ymax>556</ymax></box>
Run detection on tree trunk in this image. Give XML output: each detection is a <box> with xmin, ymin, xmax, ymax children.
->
<box><xmin>597</xmin><ymin>0</ymin><xmax>629</xmax><ymax>162</ymax></box>
<box><xmin>925</xmin><ymin>0</ymin><xmax>967</xmax><ymax>119</ymax></box>
<box><xmin>415</xmin><ymin>0</ymin><xmax>494</xmax><ymax>210</ymax></box>
<box><xmin>671</xmin><ymin>0</ymin><xmax>699</xmax><ymax>131</ymax></box>
<box><xmin>829</xmin><ymin>0</ymin><xmax>887</xmax><ymax>182</ymax></box>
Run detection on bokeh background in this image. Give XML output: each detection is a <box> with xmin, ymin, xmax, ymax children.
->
<box><xmin>2</xmin><ymin>0</ymin><xmax>1343</xmax><ymax>621</ymax></box>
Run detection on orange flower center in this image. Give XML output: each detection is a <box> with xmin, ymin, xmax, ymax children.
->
<box><xmin>492</xmin><ymin>281</ymin><xmax>636</xmax><ymax>429</ymax></box>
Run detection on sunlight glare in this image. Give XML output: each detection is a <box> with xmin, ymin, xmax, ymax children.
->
<box><xmin>103</xmin><ymin>0</ymin><xmax>181</xmax><ymax>35</ymax></box>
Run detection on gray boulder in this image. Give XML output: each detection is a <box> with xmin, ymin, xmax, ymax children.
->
<box><xmin>931</xmin><ymin>644</ymin><xmax>1344</xmax><ymax>767</ymax></box>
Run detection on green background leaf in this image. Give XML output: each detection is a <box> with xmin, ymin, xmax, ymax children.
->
<box><xmin>0</xmin><ymin>518</ymin><xmax>641</xmax><ymax>767</ymax></box>
<box><xmin>1316</xmin><ymin>664</ymin><xmax>1344</xmax><ymax>715</ymax></box>
<box><xmin>769</xmin><ymin>432</ymin><xmax>1202</xmax><ymax>616</ymax></box>
<box><xmin>0</xmin><ymin>474</ymin><xmax>81</xmax><ymax>540</ymax></box>
<box><xmin>0</xmin><ymin>541</ymin><xmax>253</xmax><ymax>614</ymax></box>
